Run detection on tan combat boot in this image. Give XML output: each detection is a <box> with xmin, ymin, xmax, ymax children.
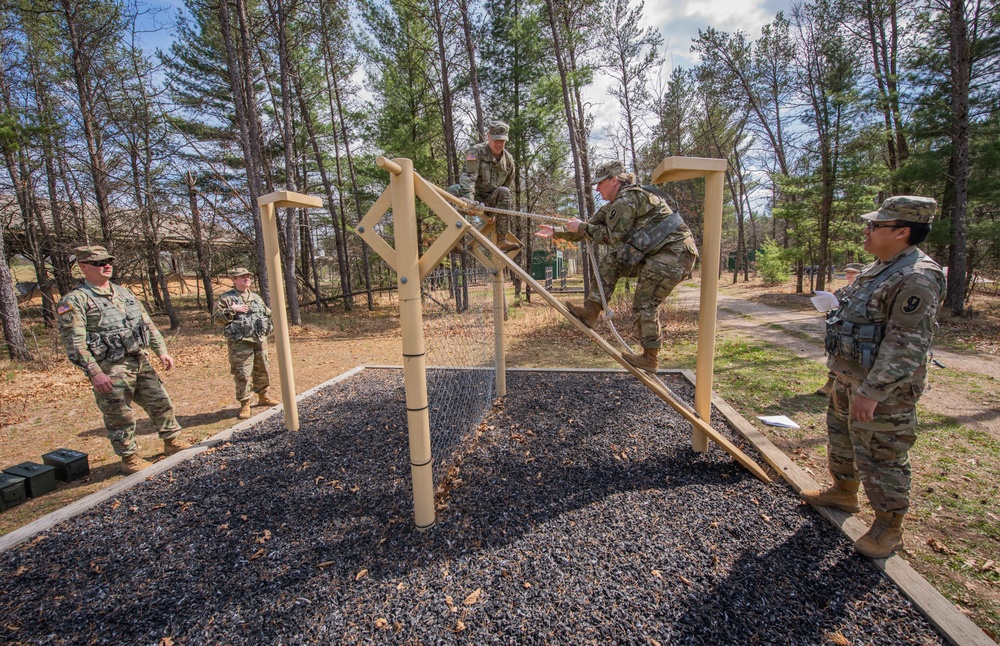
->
<box><xmin>256</xmin><ymin>389</ymin><xmax>280</xmax><ymax>407</ymax></box>
<box><xmin>237</xmin><ymin>399</ymin><xmax>252</xmax><ymax>420</ymax></box>
<box><xmin>815</xmin><ymin>377</ymin><xmax>835</xmax><ymax>396</ymax></box>
<box><xmin>163</xmin><ymin>436</ymin><xmax>192</xmax><ymax>456</ymax></box>
<box><xmin>800</xmin><ymin>478</ymin><xmax>861</xmax><ymax>513</ymax></box>
<box><xmin>622</xmin><ymin>347</ymin><xmax>659</xmax><ymax>372</ymax></box>
<box><xmin>121</xmin><ymin>453</ymin><xmax>152</xmax><ymax>474</ymax></box>
<box><xmin>564</xmin><ymin>300</ymin><xmax>603</xmax><ymax>329</ymax></box>
<box><xmin>497</xmin><ymin>239</ymin><xmax>522</xmax><ymax>254</ymax></box>
<box><xmin>854</xmin><ymin>510</ymin><xmax>905</xmax><ymax>558</ymax></box>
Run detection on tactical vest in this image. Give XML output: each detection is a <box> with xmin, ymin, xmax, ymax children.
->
<box><xmin>616</xmin><ymin>185</ymin><xmax>684</xmax><ymax>267</ymax></box>
<box><xmin>224</xmin><ymin>296</ymin><xmax>273</xmax><ymax>342</ymax></box>
<box><xmin>79</xmin><ymin>284</ymin><xmax>151</xmax><ymax>362</ymax></box>
<box><xmin>824</xmin><ymin>251</ymin><xmax>921</xmax><ymax>369</ymax></box>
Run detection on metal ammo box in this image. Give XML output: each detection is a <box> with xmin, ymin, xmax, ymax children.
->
<box><xmin>0</xmin><ymin>473</ymin><xmax>27</xmax><ymax>512</ymax></box>
<box><xmin>3</xmin><ymin>462</ymin><xmax>57</xmax><ymax>498</ymax></box>
<box><xmin>41</xmin><ymin>449</ymin><xmax>90</xmax><ymax>482</ymax></box>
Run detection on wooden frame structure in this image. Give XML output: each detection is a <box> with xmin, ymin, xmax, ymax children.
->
<box><xmin>357</xmin><ymin>155</ymin><xmax>769</xmax><ymax>529</ymax></box>
<box><xmin>257</xmin><ymin>190</ymin><xmax>325</xmax><ymax>432</ymax></box>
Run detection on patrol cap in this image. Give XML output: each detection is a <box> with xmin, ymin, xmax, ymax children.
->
<box><xmin>845</xmin><ymin>263</ymin><xmax>864</xmax><ymax>273</ymax></box>
<box><xmin>591</xmin><ymin>160</ymin><xmax>627</xmax><ymax>184</ymax></box>
<box><xmin>74</xmin><ymin>245</ymin><xmax>115</xmax><ymax>263</ymax></box>
<box><xmin>861</xmin><ymin>195</ymin><xmax>937</xmax><ymax>224</ymax></box>
<box><xmin>488</xmin><ymin>121</ymin><xmax>509</xmax><ymax>141</ymax></box>
<box><xmin>230</xmin><ymin>267</ymin><xmax>254</xmax><ymax>277</ymax></box>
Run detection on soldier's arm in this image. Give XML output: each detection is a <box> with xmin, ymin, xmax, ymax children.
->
<box><xmin>211</xmin><ymin>295</ymin><xmax>236</xmax><ymax>326</ymax></box>
<box><xmin>583</xmin><ymin>194</ymin><xmax>637</xmax><ymax>246</ymax></box>
<box><xmin>501</xmin><ymin>154</ymin><xmax>514</xmax><ymax>189</ymax></box>
<box><xmin>458</xmin><ymin>147</ymin><xmax>479</xmax><ymax>200</ymax></box>
<box><xmin>857</xmin><ymin>274</ymin><xmax>942</xmax><ymax>401</ymax></box>
<box><xmin>57</xmin><ymin>294</ymin><xmax>102</xmax><ymax>377</ymax></box>
<box><xmin>138</xmin><ymin>300</ymin><xmax>169</xmax><ymax>357</ymax></box>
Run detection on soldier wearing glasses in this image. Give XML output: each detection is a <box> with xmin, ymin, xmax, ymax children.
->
<box><xmin>800</xmin><ymin>197</ymin><xmax>946</xmax><ymax>559</ymax></box>
<box><xmin>56</xmin><ymin>245</ymin><xmax>189</xmax><ymax>474</ymax></box>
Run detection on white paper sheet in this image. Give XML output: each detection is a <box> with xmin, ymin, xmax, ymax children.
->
<box><xmin>810</xmin><ymin>290</ymin><xmax>839</xmax><ymax>312</ymax></box>
<box><xmin>758</xmin><ymin>415</ymin><xmax>801</xmax><ymax>429</ymax></box>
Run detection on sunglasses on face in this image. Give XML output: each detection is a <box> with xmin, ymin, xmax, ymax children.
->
<box><xmin>82</xmin><ymin>260</ymin><xmax>113</xmax><ymax>267</ymax></box>
<box><xmin>865</xmin><ymin>222</ymin><xmax>906</xmax><ymax>231</ymax></box>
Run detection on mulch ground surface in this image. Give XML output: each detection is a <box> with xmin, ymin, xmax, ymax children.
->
<box><xmin>0</xmin><ymin>369</ymin><xmax>943</xmax><ymax>645</ymax></box>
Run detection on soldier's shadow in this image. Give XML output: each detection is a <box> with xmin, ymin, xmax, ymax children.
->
<box><xmin>76</xmin><ymin>408</ymin><xmax>234</xmax><ymax>439</ymax></box>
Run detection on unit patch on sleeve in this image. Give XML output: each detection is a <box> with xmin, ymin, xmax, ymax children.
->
<box><xmin>57</xmin><ymin>303</ymin><xmax>72</xmax><ymax>315</ymax></box>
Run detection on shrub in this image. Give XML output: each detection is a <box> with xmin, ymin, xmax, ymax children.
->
<box><xmin>757</xmin><ymin>240</ymin><xmax>790</xmax><ymax>285</ymax></box>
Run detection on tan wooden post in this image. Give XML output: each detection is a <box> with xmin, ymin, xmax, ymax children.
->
<box><xmin>380</xmin><ymin>157</ymin><xmax>435</xmax><ymax>529</ymax></box>
<box><xmin>650</xmin><ymin>157</ymin><xmax>727</xmax><ymax>453</ymax></box>
<box><xmin>257</xmin><ymin>191</ymin><xmax>324</xmax><ymax>432</ymax></box>
<box><xmin>493</xmin><ymin>230</ymin><xmax>507</xmax><ymax>397</ymax></box>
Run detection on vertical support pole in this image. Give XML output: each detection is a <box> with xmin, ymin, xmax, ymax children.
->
<box><xmin>693</xmin><ymin>170</ymin><xmax>724</xmax><ymax>452</ymax></box>
<box><xmin>260</xmin><ymin>201</ymin><xmax>299</xmax><ymax>431</ymax></box>
<box><xmin>493</xmin><ymin>231</ymin><xmax>507</xmax><ymax>397</ymax></box>
<box><xmin>392</xmin><ymin>158</ymin><xmax>435</xmax><ymax>529</ymax></box>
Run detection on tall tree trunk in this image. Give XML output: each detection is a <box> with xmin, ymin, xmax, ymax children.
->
<box><xmin>58</xmin><ymin>0</ymin><xmax>114</xmax><ymax>249</ymax></box>
<box><xmin>294</xmin><ymin>69</ymin><xmax>349</xmax><ymax>308</ymax></box>
<box><xmin>458</xmin><ymin>0</ymin><xmax>485</xmax><ymax>138</ymax></box>
<box><xmin>546</xmin><ymin>0</ymin><xmax>591</xmax><ymax>296</ymax></box>
<box><xmin>186</xmin><ymin>172</ymin><xmax>214</xmax><ymax>313</ymax></box>
<box><xmin>0</xmin><ymin>229</ymin><xmax>32</xmax><ymax>361</ymax></box>
<box><xmin>220</xmin><ymin>0</ymin><xmax>270</xmax><ymax>301</ymax></box>
<box><xmin>944</xmin><ymin>0</ymin><xmax>970</xmax><ymax>316</ymax></box>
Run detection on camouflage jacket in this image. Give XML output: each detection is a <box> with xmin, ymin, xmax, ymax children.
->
<box><xmin>57</xmin><ymin>281</ymin><xmax>167</xmax><ymax>377</ymax></box>
<box><xmin>553</xmin><ymin>185</ymin><xmax>698</xmax><ymax>260</ymax></box>
<box><xmin>212</xmin><ymin>289</ymin><xmax>272</xmax><ymax>342</ymax></box>
<box><xmin>828</xmin><ymin>246</ymin><xmax>945</xmax><ymax>401</ymax></box>
<box><xmin>458</xmin><ymin>141</ymin><xmax>514</xmax><ymax>201</ymax></box>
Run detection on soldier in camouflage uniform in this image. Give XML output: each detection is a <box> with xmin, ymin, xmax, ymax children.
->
<box><xmin>800</xmin><ymin>196</ymin><xmax>946</xmax><ymax>559</ymax></box>
<box><xmin>535</xmin><ymin>160</ymin><xmax>699</xmax><ymax>372</ymax></box>
<box><xmin>447</xmin><ymin>120</ymin><xmax>521</xmax><ymax>253</ymax></box>
<box><xmin>56</xmin><ymin>246</ymin><xmax>190</xmax><ymax>474</ymax></box>
<box><xmin>212</xmin><ymin>268</ymin><xmax>279</xmax><ymax>420</ymax></box>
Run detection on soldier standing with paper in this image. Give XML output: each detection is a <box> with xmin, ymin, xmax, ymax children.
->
<box><xmin>800</xmin><ymin>196</ymin><xmax>945</xmax><ymax>559</ymax></box>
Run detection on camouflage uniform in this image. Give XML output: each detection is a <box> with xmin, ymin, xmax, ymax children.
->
<box><xmin>212</xmin><ymin>281</ymin><xmax>273</xmax><ymax>404</ymax></box>
<box><xmin>57</xmin><ymin>271</ymin><xmax>181</xmax><ymax>457</ymax></box>
<box><xmin>823</xmin><ymin>197</ymin><xmax>945</xmax><ymax>515</ymax></box>
<box><xmin>553</xmin><ymin>177</ymin><xmax>699</xmax><ymax>350</ymax></box>
<box><xmin>447</xmin><ymin>121</ymin><xmax>515</xmax><ymax>235</ymax></box>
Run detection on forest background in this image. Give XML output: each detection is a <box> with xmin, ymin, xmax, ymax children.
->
<box><xmin>0</xmin><ymin>0</ymin><xmax>999</xmax><ymax>353</ymax></box>
<box><xmin>0</xmin><ymin>0</ymin><xmax>999</xmax><ymax>636</ymax></box>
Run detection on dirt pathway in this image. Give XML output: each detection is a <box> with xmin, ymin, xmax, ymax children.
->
<box><xmin>673</xmin><ymin>286</ymin><xmax>1000</xmax><ymax>441</ymax></box>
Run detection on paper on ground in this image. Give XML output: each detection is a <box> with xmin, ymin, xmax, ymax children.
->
<box><xmin>810</xmin><ymin>290</ymin><xmax>839</xmax><ymax>312</ymax></box>
<box><xmin>758</xmin><ymin>415</ymin><xmax>801</xmax><ymax>429</ymax></box>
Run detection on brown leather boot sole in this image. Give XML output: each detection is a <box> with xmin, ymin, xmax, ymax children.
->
<box><xmin>799</xmin><ymin>488</ymin><xmax>861</xmax><ymax>513</ymax></box>
<box><xmin>622</xmin><ymin>351</ymin><xmax>657</xmax><ymax>372</ymax></box>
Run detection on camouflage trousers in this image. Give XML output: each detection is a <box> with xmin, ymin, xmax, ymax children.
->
<box><xmin>826</xmin><ymin>376</ymin><xmax>919</xmax><ymax>513</ymax></box>
<box><xmin>446</xmin><ymin>185</ymin><xmax>514</xmax><ymax>235</ymax></box>
<box><xmin>585</xmin><ymin>245</ymin><xmax>696</xmax><ymax>349</ymax></box>
<box><xmin>93</xmin><ymin>353</ymin><xmax>181</xmax><ymax>456</ymax></box>
<box><xmin>229</xmin><ymin>338</ymin><xmax>271</xmax><ymax>402</ymax></box>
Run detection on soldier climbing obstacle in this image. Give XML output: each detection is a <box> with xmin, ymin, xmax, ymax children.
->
<box><xmin>212</xmin><ymin>267</ymin><xmax>280</xmax><ymax>420</ymax></box>
<box><xmin>535</xmin><ymin>160</ymin><xmax>699</xmax><ymax>372</ymax></box>
<box><xmin>447</xmin><ymin>120</ymin><xmax>522</xmax><ymax>254</ymax></box>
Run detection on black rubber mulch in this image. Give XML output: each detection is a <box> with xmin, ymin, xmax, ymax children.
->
<box><xmin>0</xmin><ymin>369</ymin><xmax>944</xmax><ymax>645</ymax></box>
